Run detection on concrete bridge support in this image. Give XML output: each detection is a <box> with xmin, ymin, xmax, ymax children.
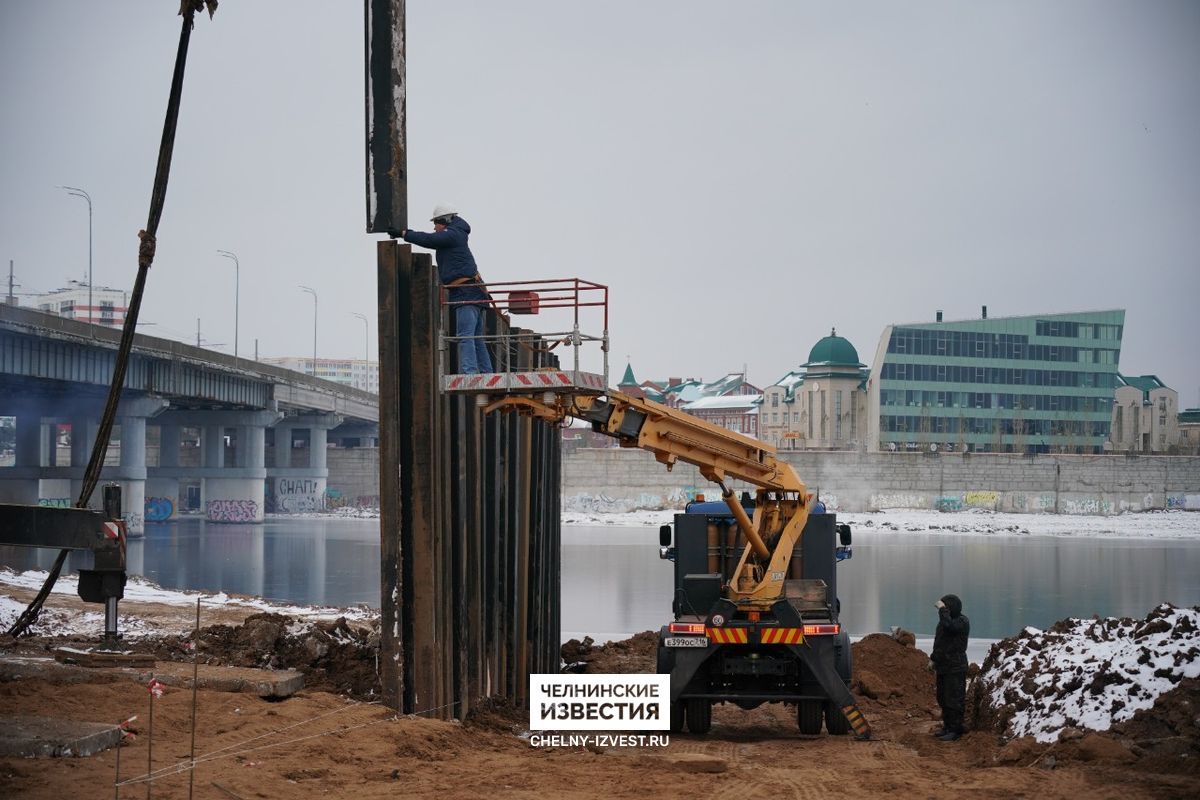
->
<box><xmin>0</xmin><ymin>413</ymin><xmax>44</xmax><ymax>505</ymax></box>
<box><xmin>268</xmin><ymin>413</ymin><xmax>342</xmax><ymax>513</ymax></box>
<box><xmin>151</xmin><ymin>409</ymin><xmax>281</xmax><ymax>524</ymax></box>
<box><xmin>145</xmin><ymin>424</ymin><xmax>181</xmax><ymax>522</ymax></box>
<box><xmin>108</xmin><ymin>397</ymin><xmax>168</xmax><ymax>534</ymax></box>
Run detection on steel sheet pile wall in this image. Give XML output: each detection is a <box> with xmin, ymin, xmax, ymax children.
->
<box><xmin>377</xmin><ymin>241</ymin><xmax>560</xmax><ymax>718</ymax></box>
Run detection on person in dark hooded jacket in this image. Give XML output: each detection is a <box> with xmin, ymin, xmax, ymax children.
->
<box><xmin>929</xmin><ymin>593</ymin><xmax>969</xmax><ymax>741</ymax></box>
<box><xmin>400</xmin><ymin>205</ymin><xmax>494</xmax><ymax>374</ymax></box>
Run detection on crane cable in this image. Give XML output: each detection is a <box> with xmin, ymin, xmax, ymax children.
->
<box><xmin>6</xmin><ymin>2</ymin><xmax>217</xmax><ymax>638</ymax></box>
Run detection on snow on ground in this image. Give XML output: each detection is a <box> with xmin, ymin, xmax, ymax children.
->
<box><xmin>0</xmin><ymin>567</ymin><xmax>373</xmax><ymax>640</ymax></box>
<box><xmin>564</xmin><ymin>507</ymin><xmax>1200</xmax><ymax>538</ymax></box>
<box><xmin>977</xmin><ymin>604</ymin><xmax>1200</xmax><ymax>742</ymax></box>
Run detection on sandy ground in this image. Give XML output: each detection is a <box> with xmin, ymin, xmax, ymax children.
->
<box><xmin>1</xmin><ymin>596</ymin><xmax>1197</xmax><ymax>799</ymax></box>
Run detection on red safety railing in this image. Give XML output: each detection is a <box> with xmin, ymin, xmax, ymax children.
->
<box><xmin>439</xmin><ymin>278</ymin><xmax>610</xmax><ymax>391</ymax></box>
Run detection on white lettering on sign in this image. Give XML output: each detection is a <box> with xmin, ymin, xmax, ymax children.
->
<box><xmin>529</xmin><ymin>674</ymin><xmax>670</xmax><ymax>731</ymax></box>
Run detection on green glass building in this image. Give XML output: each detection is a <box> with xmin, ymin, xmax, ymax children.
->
<box><xmin>866</xmin><ymin>309</ymin><xmax>1125</xmax><ymax>454</ymax></box>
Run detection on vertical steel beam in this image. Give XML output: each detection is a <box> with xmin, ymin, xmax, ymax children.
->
<box><xmin>376</xmin><ymin>240</ymin><xmax>406</xmax><ymax>711</ymax></box>
<box><xmin>365</xmin><ymin>0</ymin><xmax>407</xmax><ymax>235</ymax></box>
<box><xmin>407</xmin><ymin>253</ymin><xmax>451</xmax><ymax>718</ymax></box>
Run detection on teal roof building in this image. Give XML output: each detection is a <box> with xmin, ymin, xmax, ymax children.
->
<box><xmin>866</xmin><ymin>309</ymin><xmax>1125</xmax><ymax>453</ymax></box>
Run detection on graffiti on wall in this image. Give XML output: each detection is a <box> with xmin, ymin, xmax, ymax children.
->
<box><xmin>1011</xmin><ymin>493</ymin><xmax>1055</xmax><ymax>513</ymax></box>
<box><xmin>207</xmin><ymin>499</ymin><xmax>260</xmax><ymax>523</ymax></box>
<box><xmin>870</xmin><ymin>493</ymin><xmax>927</xmax><ymax>510</ymax></box>
<box><xmin>1059</xmin><ymin>497</ymin><xmax>1114</xmax><ymax>516</ymax></box>
<box><xmin>1166</xmin><ymin>494</ymin><xmax>1200</xmax><ymax>510</ymax></box>
<box><xmin>276</xmin><ymin>478</ymin><xmax>323</xmax><ymax>513</ymax></box>
<box><xmin>964</xmin><ymin>491</ymin><xmax>999</xmax><ymax>509</ymax></box>
<box><xmin>37</xmin><ymin>498</ymin><xmax>71</xmax><ymax>509</ymax></box>
<box><xmin>144</xmin><ymin>496</ymin><xmax>175</xmax><ymax>522</ymax></box>
<box><xmin>935</xmin><ymin>495</ymin><xmax>964</xmax><ymax>512</ymax></box>
<box><xmin>324</xmin><ymin>488</ymin><xmax>381</xmax><ymax>510</ymax></box>
<box><xmin>123</xmin><ymin>512</ymin><xmax>144</xmax><ymax>532</ymax></box>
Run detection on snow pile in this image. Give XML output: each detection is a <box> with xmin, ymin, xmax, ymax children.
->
<box><xmin>976</xmin><ymin>604</ymin><xmax>1200</xmax><ymax>742</ymax></box>
<box><xmin>842</xmin><ymin>509</ymin><xmax>1200</xmax><ymax>539</ymax></box>
<box><xmin>561</xmin><ymin>509</ymin><xmax>675</xmax><ymax>527</ymax></box>
<box><xmin>0</xmin><ymin>568</ymin><xmax>373</xmax><ymax>640</ymax></box>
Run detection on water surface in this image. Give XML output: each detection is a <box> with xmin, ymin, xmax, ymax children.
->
<box><xmin>3</xmin><ymin>517</ymin><xmax>1198</xmax><ymax>653</ymax></box>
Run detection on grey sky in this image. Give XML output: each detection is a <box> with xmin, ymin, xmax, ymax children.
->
<box><xmin>2</xmin><ymin>1</ymin><xmax>1197</xmax><ymax>405</ymax></box>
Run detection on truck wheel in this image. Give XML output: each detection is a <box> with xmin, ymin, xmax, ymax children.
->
<box><xmin>686</xmin><ymin>699</ymin><xmax>712</xmax><ymax>734</ymax></box>
<box><xmin>835</xmin><ymin>629</ymin><xmax>853</xmax><ymax>683</ymax></box>
<box><xmin>824</xmin><ymin>701</ymin><xmax>851</xmax><ymax>735</ymax></box>
<box><xmin>797</xmin><ymin>700</ymin><xmax>823</xmax><ymax>735</ymax></box>
<box><xmin>669</xmin><ymin>701</ymin><xmax>684</xmax><ymax>733</ymax></box>
<box><xmin>656</xmin><ymin>644</ymin><xmax>674</xmax><ymax>675</ymax></box>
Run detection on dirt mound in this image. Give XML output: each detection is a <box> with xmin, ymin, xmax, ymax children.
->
<box><xmin>149</xmin><ymin>612</ymin><xmax>381</xmax><ymax>699</ymax></box>
<box><xmin>463</xmin><ymin>695</ymin><xmax>528</xmax><ymax>734</ymax></box>
<box><xmin>971</xmin><ymin>604</ymin><xmax>1200</xmax><ymax>744</ymax></box>
<box><xmin>850</xmin><ymin>632</ymin><xmax>933</xmax><ymax>707</ymax></box>
<box><xmin>560</xmin><ymin>631</ymin><xmax>657</xmax><ymax>674</ymax></box>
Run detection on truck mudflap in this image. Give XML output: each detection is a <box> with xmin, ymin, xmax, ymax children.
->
<box><xmin>773</xmin><ymin>599</ymin><xmax>872</xmax><ymax>740</ymax></box>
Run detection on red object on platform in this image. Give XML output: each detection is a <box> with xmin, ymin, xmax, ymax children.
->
<box><xmin>508</xmin><ymin>290</ymin><xmax>540</xmax><ymax>314</ymax></box>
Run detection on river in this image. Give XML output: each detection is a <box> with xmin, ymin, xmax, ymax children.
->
<box><xmin>3</xmin><ymin>515</ymin><xmax>1199</xmax><ymax>655</ymax></box>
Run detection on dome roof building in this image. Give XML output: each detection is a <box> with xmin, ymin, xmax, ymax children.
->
<box><xmin>759</xmin><ymin>327</ymin><xmax>869</xmax><ymax>452</ymax></box>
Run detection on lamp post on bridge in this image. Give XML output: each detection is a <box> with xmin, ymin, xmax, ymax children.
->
<box><xmin>60</xmin><ymin>185</ymin><xmax>92</xmax><ymax>325</ymax></box>
<box><xmin>299</xmin><ymin>285</ymin><xmax>318</xmax><ymax>377</ymax></box>
<box><xmin>216</xmin><ymin>250</ymin><xmax>239</xmax><ymax>359</ymax></box>
<box><xmin>350</xmin><ymin>312</ymin><xmax>369</xmax><ymax>391</ymax></box>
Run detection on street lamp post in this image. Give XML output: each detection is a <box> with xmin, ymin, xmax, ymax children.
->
<box><xmin>216</xmin><ymin>250</ymin><xmax>239</xmax><ymax>358</ymax></box>
<box><xmin>350</xmin><ymin>312</ymin><xmax>369</xmax><ymax>391</ymax></box>
<box><xmin>299</xmin><ymin>285</ymin><xmax>318</xmax><ymax>376</ymax></box>
<box><xmin>60</xmin><ymin>186</ymin><xmax>92</xmax><ymax>324</ymax></box>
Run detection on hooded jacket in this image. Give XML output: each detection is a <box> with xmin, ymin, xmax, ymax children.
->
<box><xmin>931</xmin><ymin>594</ymin><xmax>969</xmax><ymax>674</ymax></box>
<box><xmin>401</xmin><ymin>217</ymin><xmax>488</xmax><ymax>304</ymax></box>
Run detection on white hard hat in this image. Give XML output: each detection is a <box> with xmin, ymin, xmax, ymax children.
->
<box><xmin>430</xmin><ymin>202</ymin><xmax>457</xmax><ymax>221</ymax></box>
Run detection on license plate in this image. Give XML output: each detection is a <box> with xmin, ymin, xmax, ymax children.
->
<box><xmin>663</xmin><ymin>637</ymin><xmax>709</xmax><ymax>648</ymax></box>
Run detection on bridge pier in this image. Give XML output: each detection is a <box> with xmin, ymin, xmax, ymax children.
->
<box><xmin>0</xmin><ymin>413</ymin><xmax>45</xmax><ymax>505</ymax></box>
<box><xmin>108</xmin><ymin>397</ymin><xmax>168</xmax><ymax>535</ymax></box>
<box><xmin>150</xmin><ymin>409</ymin><xmax>281</xmax><ymax>524</ymax></box>
<box><xmin>145</xmin><ymin>424</ymin><xmax>182</xmax><ymax>522</ymax></box>
<box><xmin>268</xmin><ymin>413</ymin><xmax>342</xmax><ymax>513</ymax></box>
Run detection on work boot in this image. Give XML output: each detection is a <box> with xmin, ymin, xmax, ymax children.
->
<box><xmin>931</xmin><ymin>727</ymin><xmax>947</xmax><ymax>737</ymax></box>
<box><xmin>937</xmin><ymin>730</ymin><xmax>962</xmax><ymax>742</ymax></box>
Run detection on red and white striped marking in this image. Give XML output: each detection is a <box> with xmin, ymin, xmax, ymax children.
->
<box><xmin>102</xmin><ymin>521</ymin><xmax>121</xmax><ymax>540</ymax></box>
<box><xmin>444</xmin><ymin>370</ymin><xmax>609</xmax><ymax>394</ymax></box>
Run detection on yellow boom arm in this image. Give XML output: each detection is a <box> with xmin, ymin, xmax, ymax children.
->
<box><xmin>484</xmin><ymin>391</ymin><xmax>813</xmax><ymax>608</ymax></box>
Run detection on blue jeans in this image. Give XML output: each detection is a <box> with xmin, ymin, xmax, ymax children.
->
<box><xmin>456</xmin><ymin>304</ymin><xmax>493</xmax><ymax>374</ymax></box>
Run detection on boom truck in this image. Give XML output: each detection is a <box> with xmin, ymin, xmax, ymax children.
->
<box><xmin>484</xmin><ymin>388</ymin><xmax>871</xmax><ymax>739</ymax></box>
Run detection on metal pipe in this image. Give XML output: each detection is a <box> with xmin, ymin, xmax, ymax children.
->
<box><xmin>721</xmin><ymin>483</ymin><xmax>769</xmax><ymax>560</ymax></box>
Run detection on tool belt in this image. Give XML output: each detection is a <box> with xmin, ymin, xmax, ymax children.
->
<box><xmin>447</xmin><ymin>272</ymin><xmax>484</xmax><ymax>287</ymax></box>
<box><xmin>446</xmin><ymin>273</ymin><xmax>506</xmax><ymax>318</ymax></box>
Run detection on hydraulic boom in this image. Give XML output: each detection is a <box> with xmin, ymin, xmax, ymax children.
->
<box><xmin>486</xmin><ymin>390</ymin><xmax>815</xmax><ymax>609</ymax></box>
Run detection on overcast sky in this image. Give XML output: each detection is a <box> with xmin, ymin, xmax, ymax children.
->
<box><xmin>2</xmin><ymin>1</ymin><xmax>1197</xmax><ymax>405</ymax></box>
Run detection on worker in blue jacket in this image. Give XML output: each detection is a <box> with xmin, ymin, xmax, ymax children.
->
<box><xmin>400</xmin><ymin>204</ymin><xmax>494</xmax><ymax>374</ymax></box>
<box><xmin>929</xmin><ymin>593</ymin><xmax>970</xmax><ymax>741</ymax></box>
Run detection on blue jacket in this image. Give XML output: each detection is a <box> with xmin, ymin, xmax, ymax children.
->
<box><xmin>402</xmin><ymin>217</ymin><xmax>488</xmax><ymax>304</ymax></box>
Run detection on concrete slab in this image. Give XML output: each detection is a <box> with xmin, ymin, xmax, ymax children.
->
<box><xmin>0</xmin><ymin>650</ymin><xmax>304</xmax><ymax>698</ymax></box>
<box><xmin>143</xmin><ymin>661</ymin><xmax>305</xmax><ymax>698</ymax></box>
<box><xmin>0</xmin><ymin>715</ymin><xmax>121</xmax><ymax>758</ymax></box>
<box><xmin>53</xmin><ymin>646</ymin><xmax>156</xmax><ymax>668</ymax></box>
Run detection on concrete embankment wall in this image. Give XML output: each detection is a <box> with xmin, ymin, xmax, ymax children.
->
<box><xmin>326</xmin><ymin>448</ymin><xmax>380</xmax><ymax>508</ymax></box>
<box><xmin>561</xmin><ymin>448</ymin><xmax>1200</xmax><ymax>515</ymax></box>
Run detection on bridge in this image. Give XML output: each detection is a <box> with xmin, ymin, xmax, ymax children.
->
<box><xmin>0</xmin><ymin>303</ymin><xmax>378</xmax><ymax>531</ymax></box>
